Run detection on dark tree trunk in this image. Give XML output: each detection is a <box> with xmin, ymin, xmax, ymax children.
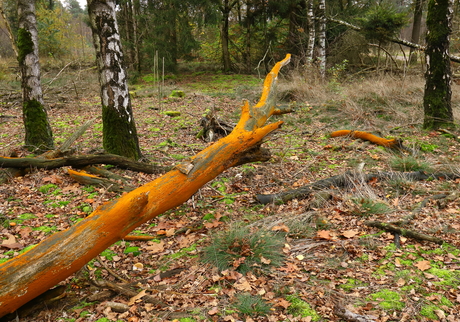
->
<box><xmin>409</xmin><ymin>0</ymin><xmax>425</xmax><ymax>64</ymax></box>
<box><xmin>17</xmin><ymin>0</ymin><xmax>54</xmax><ymax>152</ymax></box>
<box><xmin>221</xmin><ymin>0</ymin><xmax>236</xmax><ymax>72</ymax></box>
<box><xmin>88</xmin><ymin>0</ymin><xmax>141</xmax><ymax>160</ymax></box>
<box><xmin>423</xmin><ymin>0</ymin><xmax>454</xmax><ymax>129</ymax></box>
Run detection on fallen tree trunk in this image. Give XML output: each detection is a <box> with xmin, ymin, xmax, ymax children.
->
<box><xmin>0</xmin><ymin>153</ymin><xmax>168</xmax><ymax>174</ymax></box>
<box><xmin>0</xmin><ymin>54</ymin><xmax>292</xmax><ymax>317</ymax></box>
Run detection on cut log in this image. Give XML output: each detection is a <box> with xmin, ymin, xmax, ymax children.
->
<box><xmin>0</xmin><ymin>54</ymin><xmax>292</xmax><ymax>317</ymax></box>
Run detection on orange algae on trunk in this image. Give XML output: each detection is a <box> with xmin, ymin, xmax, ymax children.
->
<box><xmin>0</xmin><ymin>54</ymin><xmax>292</xmax><ymax>317</ymax></box>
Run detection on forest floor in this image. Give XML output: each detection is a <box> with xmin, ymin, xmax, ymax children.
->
<box><xmin>1</xmin><ymin>61</ymin><xmax>460</xmax><ymax>322</ymax></box>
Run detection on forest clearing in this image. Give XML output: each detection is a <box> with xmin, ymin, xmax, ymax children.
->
<box><xmin>1</xmin><ymin>57</ymin><xmax>460</xmax><ymax>321</ymax></box>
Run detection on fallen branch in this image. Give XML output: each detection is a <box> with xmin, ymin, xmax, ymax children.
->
<box><xmin>67</xmin><ymin>169</ymin><xmax>134</xmax><ymax>192</ymax></box>
<box><xmin>256</xmin><ymin>170</ymin><xmax>460</xmax><ymax>204</ymax></box>
<box><xmin>330</xmin><ymin>130</ymin><xmax>407</xmax><ymax>150</ymax></box>
<box><xmin>0</xmin><ymin>153</ymin><xmax>168</xmax><ymax>174</ymax></box>
<box><xmin>0</xmin><ymin>54</ymin><xmax>292</xmax><ymax>316</ymax></box>
<box><xmin>364</xmin><ymin>221</ymin><xmax>444</xmax><ymax>245</ymax></box>
<box><xmin>328</xmin><ymin>17</ymin><xmax>460</xmax><ymax>63</ymax></box>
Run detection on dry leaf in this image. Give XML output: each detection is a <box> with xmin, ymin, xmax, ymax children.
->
<box><xmin>204</xmin><ymin>219</ymin><xmax>223</xmax><ymax>229</ymax></box>
<box><xmin>415</xmin><ymin>260</ymin><xmax>431</xmax><ymax>271</ymax></box>
<box><xmin>128</xmin><ymin>289</ymin><xmax>146</xmax><ymax>306</ymax></box>
<box><xmin>396</xmin><ymin>278</ymin><xmax>405</xmax><ymax>286</ymax></box>
<box><xmin>234</xmin><ymin>277</ymin><xmax>252</xmax><ymax>291</ymax></box>
<box><xmin>273</xmin><ymin>298</ymin><xmax>291</xmax><ymax>309</ymax></box>
<box><xmin>208</xmin><ymin>307</ymin><xmax>219</xmax><ymax>315</ymax></box>
<box><xmin>272</xmin><ymin>223</ymin><xmax>290</xmax><ymax>232</ymax></box>
<box><xmin>260</xmin><ymin>256</ymin><xmax>271</xmax><ymax>264</ymax></box>
<box><xmin>144</xmin><ymin>240</ymin><xmax>165</xmax><ymax>253</ymax></box>
<box><xmin>342</xmin><ymin>230</ymin><xmax>358</xmax><ymax>238</ymax></box>
<box><xmin>317</xmin><ymin>230</ymin><xmax>332</xmax><ymax>240</ymax></box>
<box><xmin>2</xmin><ymin>233</ymin><xmax>16</xmax><ymax>245</ymax></box>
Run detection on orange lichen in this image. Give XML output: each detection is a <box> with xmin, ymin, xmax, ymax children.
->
<box><xmin>330</xmin><ymin>130</ymin><xmax>398</xmax><ymax>148</ymax></box>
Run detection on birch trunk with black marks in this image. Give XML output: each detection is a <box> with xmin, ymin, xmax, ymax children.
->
<box><xmin>423</xmin><ymin>0</ymin><xmax>454</xmax><ymax>129</ymax></box>
<box><xmin>18</xmin><ymin>0</ymin><xmax>54</xmax><ymax>151</ymax></box>
<box><xmin>88</xmin><ymin>0</ymin><xmax>141</xmax><ymax>160</ymax></box>
<box><xmin>317</xmin><ymin>0</ymin><xmax>326</xmax><ymax>78</ymax></box>
<box><xmin>305</xmin><ymin>0</ymin><xmax>315</xmax><ymax>63</ymax></box>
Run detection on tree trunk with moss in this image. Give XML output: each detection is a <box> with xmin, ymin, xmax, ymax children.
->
<box><xmin>0</xmin><ymin>55</ymin><xmax>292</xmax><ymax>317</ymax></box>
<box><xmin>17</xmin><ymin>0</ymin><xmax>54</xmax><ymax>151</ymax></box>
<box><xmin>88</xmin><ymin>0</ymin><xmax>141</xmax><ymax>160</ymax></box>
<box><xmin>423</xmin><ymin>0</ymin><xmax>454</xmax><ymax>129</ymax></box>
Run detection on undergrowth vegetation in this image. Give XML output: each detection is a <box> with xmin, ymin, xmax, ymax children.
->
<box><xmin>1</xmin><ymin>62</ymin><xmax>460</xmax><ymax>321</ymax></box>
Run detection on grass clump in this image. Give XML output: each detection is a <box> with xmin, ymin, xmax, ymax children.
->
<box><xmin>201</xmin><ymin>226</ymin><xmax>285</xmax><ymax>273</ymax></box>
<box><xmin>286</xmin><ymin>294</ymin><xmax>321</xmax><ymax>320</ymax></box>
<box><xmin>369</xmin><ymin>289</ymin><xmax>405</xmax><ymax>311</ymax></box>
<box><xmin>351</xmin><ymin>197</ymin><xmax>391</xmax><ymax>216</ymax></box>
<box><xmin>233</xmin><ymin>293</ymin><xmax>271</xmax><ymax>317</ymax></box>
<box><xmin>390</xmin><ymin>156</ymin><xmax>431</xmax><ymax>172</ymax></box>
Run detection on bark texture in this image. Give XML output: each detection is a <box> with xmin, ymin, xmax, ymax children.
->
<box><xmin>88</xmin><ymin>0</ymin><xmax>141</xmax><ymax>160</ymax></box>
<box><xmin>423</xmin><ymin>0</ymin><xmax>454</xmax><ymax>129</ymax></box>
<box><xmin>0</xmin><ymin>55</ymin><xmax>291</xmax><ymax>317</ymax></box>
<box><xmin>18</xmin><ymin>0</ymin><xmax>54</xmax><ymax>151</ymax></box>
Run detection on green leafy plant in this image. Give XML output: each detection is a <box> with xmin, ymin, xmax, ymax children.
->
<box><xmin>201</xmin><ymin>227</ymin><xmax>285</xmax><ymax>273</ymax></box>
<box><xmin>233</xmin><ymin>293</ymin><xmax>271</xmax><ymax>317</ymax></box>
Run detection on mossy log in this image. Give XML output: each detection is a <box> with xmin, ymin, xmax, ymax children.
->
<box><xmin>0</xmin><ymin>54</ymin><xmax>292</xmax><ymax>317</ymax></box>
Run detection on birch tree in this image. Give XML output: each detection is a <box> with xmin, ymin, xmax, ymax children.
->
<box><xmin>317</xmin><ymin>0</ymin><xmax>326</xmax><ymax>78</ymax></box>
<box><xmin>423</xmin><ymin>0</ymin><xmax>454</xmax><ymax>129</ymax></box>
<box><xmin>88</xmin><ymin>0</ymin><xmax>141</xmax><ymax>160</ymax></box>
<box><xmin>18</xmin><ymin>0</ymin><xmax>54</xmax><ymax>151</ymax></box>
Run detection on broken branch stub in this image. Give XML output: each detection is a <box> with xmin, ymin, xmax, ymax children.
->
<box><xmin>0</xmin><ymin>54</ymin><xmax>292</xmax><ymax>317</ymax></box>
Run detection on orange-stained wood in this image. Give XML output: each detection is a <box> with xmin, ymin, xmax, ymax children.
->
<box><xmin>0</xmin><ymin>54</ymin><xmax>291</xmax><ymax>317</ymax></box>
<box><xmin>330</xmin><ymin>130</ymin><xmax>398</xmax><ymax>148</ymax></box>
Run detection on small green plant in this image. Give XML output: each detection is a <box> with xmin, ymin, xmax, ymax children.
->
<box><xmin>286</xmin><ymin>294</ymin><xmax>321</xmax><ymax>320</ymax></box>
<box><xmin>327</xmin><ymin>60</ymin><xmax>348</xmax><ymax>93</ymax></box>
<box><xmin>390</xmin><ymin>156</ymin><xmax>431</xmax><ymax>172</ymax></box>
<box><xmin>39</xmin><ymin>184</ymin><xmax>58</xmax><ymax>194</ymax></box>
<box><xmin>419</xmin><ymin>304</ymin><xmax>444</xmax><ymax>320</ymax></box>
<box><xmin>233</xmin><ymin>293</ymin><xmax>271</xmax><ymax>317</ymax></box>
<box><xmin>201</xmin><ymin>227</ymin><xmax>285</xmax><ymax>273</ymax></box>
<box><xmin>420</xmin><ymin>142</ymin><xmax>438</xmax><ymax>153</ymax></box>
<box><xmin>351</xmin><ymin>197</ymin><xmax>391</xmax><ymax>216</ymax></box>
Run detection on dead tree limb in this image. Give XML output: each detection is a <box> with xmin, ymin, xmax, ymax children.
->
<box><xmin>0</xmin><ymin>54</ymin><xmax>292</xmax><ymax>317</ymax></box>
<box><xmin>328</xmin><ymin>17</ymin><xmax>460</xmax><ymax>63</ymax></box>
<box><xmin>365</xmin><ymin>221</ymin><xmax>444</xmax><ymax>245</ymax></box>
<box><xmin>0</xmin><ymin>153</ymin><xmax>167</xmax><ymax>174</ymax></box>
<box><xmin>256</xmin><ymin>170</ymin><xmax>460</xmax><ymax>204</ymax></box>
